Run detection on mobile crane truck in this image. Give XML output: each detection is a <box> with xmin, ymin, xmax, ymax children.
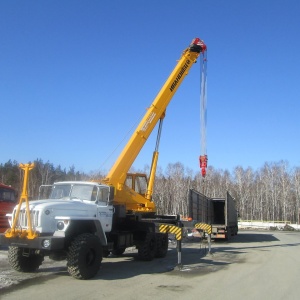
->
<box><xmin>0</xmin><ymin>38</ymin><xmax>207</xmax><ymax>279</ymax></box>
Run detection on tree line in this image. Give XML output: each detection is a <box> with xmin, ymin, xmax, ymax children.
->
<box><xmin>1</xmin><ymin>159</ymin><xmax>299</xmax><ymax>223</ymax></box>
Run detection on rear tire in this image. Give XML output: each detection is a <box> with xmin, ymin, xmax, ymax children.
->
<box><xmin>138</xmin><ymin>233</ymin><xmax>156</xmax><ymax>261</ymax></box>
<box><xmin>67</xmin><ymin>233</ymin><xmax>102</xmax><ymax>279</ymax></box>
<box><xmin>155</xmin><ymin>233</ymin><xmax>168</xmax><ymax>258</ymax></box>
<box><xmin>8</xmin><ymin>246</ymin><xmax>44</xmax><ymax>272</ymax></box>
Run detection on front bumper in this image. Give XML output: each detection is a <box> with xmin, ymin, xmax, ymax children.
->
<box><xmin>0</xmin><ymin>233</ymin><xmax>65</xmax><ymax>250</ymax></box>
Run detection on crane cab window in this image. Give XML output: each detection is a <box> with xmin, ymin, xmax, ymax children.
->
<box><xmin>135</xmin><ymin>176</ymin><xmax>147</xmax><ymax>195</ymax></box>
<box><xmin>125</xmin><ymin>174</ymin><xmax>147</xmax><ymax>195</ymax></box>
<box><xmin>125</xmin><ymin>175</ymin><xmax>133</xmax><ymax>190</ymax></box>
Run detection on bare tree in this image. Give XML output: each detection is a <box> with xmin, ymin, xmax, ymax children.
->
<box><xmin>291</xmin><ymin>167</ymin><xmax>300</xmax><ymax>223</ymax></box>
<box><xmin>3</xmin><ymin>157</ymin><xmax>300</xmax><ymax>223</ymax></box>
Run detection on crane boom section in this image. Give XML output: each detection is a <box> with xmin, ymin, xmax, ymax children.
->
<box><xmin>104</xmin><ymin>39</ymin><xmax>206</xmax><ymax>191</ymax></box>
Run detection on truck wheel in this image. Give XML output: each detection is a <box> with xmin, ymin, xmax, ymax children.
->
<box><xmin>138</xmin><ymin>233</ymin><xmax>157</xmax><ymax>261</ymax></box>
<box><xmin>225</xmin><ymin>229</ymin><xmax>231</xmax><ymax>241</ymax></box>
<box><xmin>155</xmin><ymin>233</ymin><xmax>168</xmax><ymax>258</ymax></box>
<box><xmin>112</xmin><ymin>248</ymin><xmax>126</xmax><ymax>256</ymax></box>
<box><xmin>8</xmin><ymin>246</ymin><xmax>44</xmax><ymax>272</ymax></box>
<box><xmin>67</xmin><ymin>233</ymin><xmax>102</xmax><ymax>280</ymax></box>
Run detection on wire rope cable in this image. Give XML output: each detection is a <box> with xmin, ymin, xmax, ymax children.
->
<box><xmin>200</xmin><ymin>52</ymin><xmax>207</xmax><ymax>156</ymax></box>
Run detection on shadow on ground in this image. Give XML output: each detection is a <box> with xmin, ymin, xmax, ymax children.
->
<box><xmin>2</xmin><ymin>230</ymin><xmax>300</xmax><ymax>289</ymax></box>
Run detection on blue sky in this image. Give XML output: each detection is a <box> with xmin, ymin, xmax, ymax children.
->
<box><xmin>1</xmin><ymin>0</ymin><xmax>300</xmax><ymax>174</ymax></box>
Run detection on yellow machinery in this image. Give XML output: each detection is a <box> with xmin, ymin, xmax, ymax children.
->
<box><xmin>5</xmin><ymin>163</ymin><xmax>37</xmax><ymax>239</ymax></box>
<box><xmin>0</xmin><ymin>38</ymin><xmax>208</xmax><ymax>280</ymax></box>
<box><xmin>102</xmin><ymin>38</ymin><xmax>207</xmax><ymax>213</ymax></box>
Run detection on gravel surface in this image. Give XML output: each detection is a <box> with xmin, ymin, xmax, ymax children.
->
<box><xmin>1</xmin><ymin>230</ymin><xmax>300</xmax><ymax>300</ymax></box>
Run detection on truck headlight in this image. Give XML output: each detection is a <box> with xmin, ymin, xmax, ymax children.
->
<box><xmin>55</xmin><ymin>219</ymin><xmax>69</xmax><ymax>231</ymax></box>
<box><xmin>42</xmin><ymin>239</ymin><xmax>51</xmax><ymax>248</ymax></box>
<box><xmin>57</xmin><ymin>221</ymin><xmax>64</xmax><ymax>230</ymax></box>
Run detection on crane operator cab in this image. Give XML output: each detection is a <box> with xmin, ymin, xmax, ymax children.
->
<box><xmin>125</xmin><ymin>173</ymin><xmax>147</xmax><ymax>196</ymax></box>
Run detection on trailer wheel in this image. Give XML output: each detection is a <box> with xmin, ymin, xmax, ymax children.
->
<box><xmin>155</xmin><ymin>233</ymin><xmax>168</xmax><ymax>258</ymax></box>
<box><xmin>138</xmin><ymin>233</ymin><xmax>157</xmax><ymax>261</ymax></box>
<box><xmin>225</xmin><ymin>228</ymin><xmax>231</xmax><ymax>241</ymax></box>
<box><xmin>67</xmin><ymin>233</ymin><xmax>102</xmax><ymax>279</ymax></box>
<box><xmin>8</xmin><ymin>246</ymin><xmax>44</xmax><ymax>272</ymax></box>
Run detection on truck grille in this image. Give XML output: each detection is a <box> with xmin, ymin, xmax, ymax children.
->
<box><xmin>14</xmin><ymin>209</ymin><xmax>40</xmax><ymax>228</ymax></box>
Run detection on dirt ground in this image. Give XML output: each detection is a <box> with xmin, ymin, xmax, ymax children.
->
<box><xmin>1</xmin><ymin>230</ymin><xmax>300</xmax><ymax>300</ymax></box>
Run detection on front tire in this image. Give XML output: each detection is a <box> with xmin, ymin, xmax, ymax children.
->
<box><xmin>8</xmin><ymin>246</ymin><xmax>44</xmax><ymax>272</ymax></box>
<box><xmin>67</xmin><ymin>233</ymin><xmax>102</xmax><ymax>279</ymax></box>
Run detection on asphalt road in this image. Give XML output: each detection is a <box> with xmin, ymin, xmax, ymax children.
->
<box><xmin>1</xmin><ymin>230</ymin><xmax>300</xmax><ymax>300</ymax></box>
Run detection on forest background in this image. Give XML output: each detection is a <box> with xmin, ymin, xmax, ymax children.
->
<box><xmin>1</xmin><ymin>159</ymin><xmax>300</xmax><ymax>224</ymax></box>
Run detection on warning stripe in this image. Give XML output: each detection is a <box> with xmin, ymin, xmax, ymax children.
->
<box><xmin>159</xmin><ymin>224</ymin><xmax>182</xmax><ymax>240</ymax></box>
<box><xmin>194</xmin><ymin>223</ymin><xmax>212</xmax><ymax>234</ymax></box>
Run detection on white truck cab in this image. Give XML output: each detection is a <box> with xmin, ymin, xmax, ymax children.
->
<box><xmin>47</xmin><ymin>181</ymin><xmax>114</xmax><ymax>233</ymax></box>
<box><xmin>9</xmin><ymin>181</ymin><xmax>114</xmax><ymax>236</ymax></box>
<box><xmin>1</xmin><ymin>181</ymin><xmax>116</xmax><ymax>279</ymax></box>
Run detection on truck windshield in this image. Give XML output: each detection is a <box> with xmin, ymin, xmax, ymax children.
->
<box><xmin>0</xmin><ymin>188</ymin><xmax>16</xmax><ymax>203</ymax></box>
<box><xmin>49</xmin><ymin>184</ymin><xmax>98</xmax><ymax>201</ymax></box>
<box><xmin>50</xmin><ymin>184</ymin><xmax>72</xmax><ymax>199</ymax></box>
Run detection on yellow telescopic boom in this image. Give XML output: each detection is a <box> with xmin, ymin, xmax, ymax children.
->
<box><xmin>102</xmin><ymin>38</ymin><xmax>207</xmax><ymax>212</ymax></box>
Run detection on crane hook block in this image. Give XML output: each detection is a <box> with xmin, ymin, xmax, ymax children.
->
<box><xmin>199</xmin><ymin>155</ymin><xmax>208</xmax><ymax>177</ymax></box>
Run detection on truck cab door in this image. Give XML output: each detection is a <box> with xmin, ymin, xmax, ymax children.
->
<box><xmin>96</xmin><ymin>186</ymin><xmax>114</xmax><ymax>232</ymax></box>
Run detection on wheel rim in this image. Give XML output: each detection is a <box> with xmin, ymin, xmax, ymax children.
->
<box><xmin>86</xmin><ymin>248</ymin><xmax>96</xmax><ymax>266</ymax></box>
